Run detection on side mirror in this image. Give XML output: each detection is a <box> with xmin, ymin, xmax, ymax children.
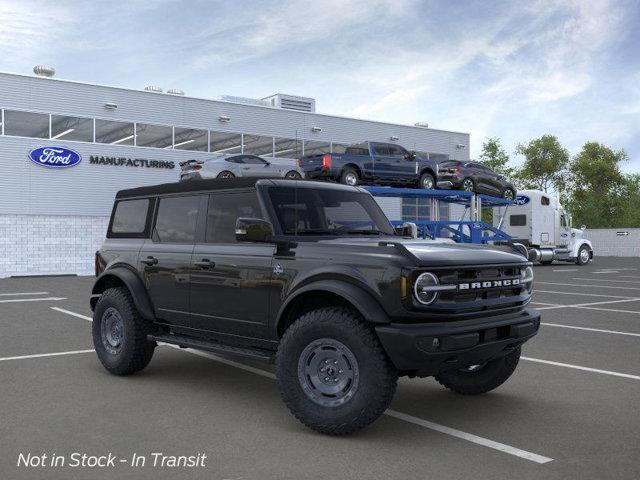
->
<box><xmin>581</xmin><ymin>224</ymin><xmax>586</xmax><ymax>230</ymax></box>
<box><xmin>263</xmin><ymin>161</ymin><xmax>271</xmax><ymax>166</ymax></box>
<box><xmin>404</xmin><ymin>152</ymin><xmax>416</xmax><ymax>160</ymax></box>
<box><xmin>395</xmin><ymin>222</ymin><xmax>418</xmax><ymax>238</ymax></box>
<box><xmin>235</xmin><ymin>218</ymin><xmax>274</xmax><ymax>243</ymax></box>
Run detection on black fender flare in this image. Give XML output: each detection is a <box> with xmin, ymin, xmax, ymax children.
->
<box><xmin>276</xmin><ymin>279</ymin><xmax>389</xmax><ymax>334</ymax></box>
<box><xmin>90</xmin><ymin>267</ymin><xmax>155</xmax><ymax>321</ymax></box>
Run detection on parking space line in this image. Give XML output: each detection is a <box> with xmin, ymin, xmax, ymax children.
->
<box><xmin>0</xmin><ymin>349</ymin><xmax>94</xmax><ymax>362</ymax></box>
<box><xmin>536</xmin><ymin>282</ymin><xmax>640</xmax><ymax>291</ymax></box>
<box><xmin>51</xmin><ymin>307</ymin><xmax>92</xmax><ymax>321</ymax></box>
<box><xmin>541</xmin><ymin>322</ymin><xmax>640</xmax><ymax>337</ymax></box>
<box><xmin>572</xmin><ymin>278</ymin><xmax>640</xmax><ymax>284</ymax></box>
<box><xmin>0</xmin><ymin>292</ymin><xmax>49</xmax><ymax>296</ymax></box>
<box><xmin>533</xmin><ymin>298</ymin><xmax>640</xmax><ymax>311</ymax></box>
<box><xmin>384</xmin><ymin>410</ymin><xmax>553</xmax><ymax>464</ymax></box>
<box><xmin>0</xmin><ymin>297</ymin><xmax>67</xmax><ymax>303</ymax></box>
<box><xmin>535</xmin><ymin>289</ymin><xmax>639</xmax><ymax>299</ymax></box>
<box><xmin>572</xmin><ymin>306</ymin><xmax>640</xmax><ymax>315</ymax></box>
<box><xmin>522</xmin><ymin>357</ymin><xmax>640</xmax><ymax>381</ymax></box>
<box><xmin>172</xmin><ymin>345</ymin><xmax>553</xmax><ymax>464</ymax></box>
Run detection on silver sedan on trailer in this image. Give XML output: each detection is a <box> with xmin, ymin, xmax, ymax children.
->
<box><xmin>179</xmin><ymin>154</ymin><xmax>305</xmax><ymax>181</ymax></box>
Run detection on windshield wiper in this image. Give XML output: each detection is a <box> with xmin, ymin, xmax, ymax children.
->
<box><xmin>284</xmin><ymin>229</ymin><xmax>335</xmax><ymax>235</ymax></box>
<box><xmin>339</xmin><ymin>229</ymin><xmax>388</xmax><ymax>235</ymax></box>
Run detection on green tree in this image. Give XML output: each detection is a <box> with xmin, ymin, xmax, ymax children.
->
<box><xmin>515</xmin><ymin>135</ymin><xmax>569</xmax><ymax>193</ymax></box>
<box><xmin>566</xmin><ymin>142</ymin><xmax>628</xmax><ymax>228</ymax></box>
<box><xmin>478</xmin><ymin>137</ymin><xmax>514</xmax><ymax>177</ymax></box>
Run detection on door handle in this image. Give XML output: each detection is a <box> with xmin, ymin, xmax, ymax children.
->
<box><xmin>194</xmin><ymin>259</ymin><xmax>215</xmax><ymax>268</ymax></box>
<box><xmin>242</xmin><ymin>167</ymin><xmax>251</xmax><ymax>170</ymax></box>
<box><xmin>141</xmin><ymin>256</ymin><xmax>158</xmax><ymax>266</ymax></box>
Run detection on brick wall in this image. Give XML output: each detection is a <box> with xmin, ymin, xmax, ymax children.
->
<box><xmin>0</xmin><ymin>215</ymin><xmax>108</xmax><ymax>277</ymax></box>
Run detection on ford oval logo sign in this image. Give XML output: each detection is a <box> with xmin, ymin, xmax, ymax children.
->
<box><xmin>514</xmin><ymin>195</ymin><xmax>530</xmax><ymax>205</ymax></box>
<box><xmin>28</xmin><ymin>146</ymin><xmax>82</xmax><ymax>168</ymax></box>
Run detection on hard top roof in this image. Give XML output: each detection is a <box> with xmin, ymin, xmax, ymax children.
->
<box><xmin>115</xmin><ymin>178</ymin><xmax>361</xmax><ymax>199</ymax></box>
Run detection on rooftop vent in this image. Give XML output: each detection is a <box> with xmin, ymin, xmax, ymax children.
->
<box><xmin>217</xmin><ymin>95</ymin><xmax>270</xmax><ymax>107</ymax></box>
<box><xmin>262</xmin><ymin>93</ymin><xmax>316</xmax><ymax>113</ymax></box>
<box><xmin>144</xmin><ymin>85</ymin><xmax>163</xmax><ymax>93</ymax></box>
<box><xmin>167</xmin><ymin>88</ymin><xmax>185</xmax><ymax>96</ymax></box>
<box><xmin>414</xmin><ymin>122</ymin><xmax>429</xmax><ymax>128</ymax></box>
<box><xmin>33</xmin><ymin>65</ymin><xmax>55</xmax><ymax>78</ymax></box>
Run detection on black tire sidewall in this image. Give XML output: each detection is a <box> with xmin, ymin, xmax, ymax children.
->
<box><xmin>420</xmin><ymin>173</ymin><xmax>435</xmax><ymax>189</ymax></box>
<box><xmin>276</xmin><ymin>309</ymin><xmax>396</xmax><ymax>434</ymax></box>
<box><xmin>340</xmin><ymin>168</ymin><xmax>358</xmax><ymax>186</ymax></box>
<box><xmin>435</xmin><ymin>347</ymin><xmax>521</xmax><ymax>395</ymax></box>
<box><xmin>92</xmin><ymin>288</ymin><xmax>154</xmax><ymax>375</ymax></box>
<box><xmin>576</xmin><ymin>245</ymin><xmax>590</xmax><ymax>265</ymax></box>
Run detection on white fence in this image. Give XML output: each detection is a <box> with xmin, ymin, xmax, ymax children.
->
<box><xmin>583</xmin><ymin>228</ymin><xmax>640</xmax><ymax>257</ymax></box>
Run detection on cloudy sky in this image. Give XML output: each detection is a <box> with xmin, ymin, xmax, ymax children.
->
<box><xmin>1</xmin><ymin>0</ymin><xmax>639</xmax><ymax>171</ymax></box>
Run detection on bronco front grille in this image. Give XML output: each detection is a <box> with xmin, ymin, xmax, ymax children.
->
<box><xmin>415</xmin><ymin>264</ymin><xmax>531</xmax><ymax>318</ymax></box>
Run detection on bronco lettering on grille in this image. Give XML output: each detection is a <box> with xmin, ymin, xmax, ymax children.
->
<box><xmin>458</xmin><ymin>278</ymin><xmax>520</xmax><ymax>290</ymax></box>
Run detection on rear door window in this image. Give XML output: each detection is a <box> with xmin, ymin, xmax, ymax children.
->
<box><xmin>372</xmin><ymin>144</ymin><xmax>390</xmax><ymax>156</ymax></box>
<box><xmin>109</xmin><ymin>198</ymin><xmax>151</xmax><ymax>237</ymax></box>
<box><xmin>154</xmin><ymin>196</ymin><xmax>200</xmax><ymax>243</ymax></box>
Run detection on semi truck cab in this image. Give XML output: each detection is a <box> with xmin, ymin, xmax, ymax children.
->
<box><xmin>494</xmin><ymin>189</ymin><xmax>593</xmax><ymax>265</ymax></box>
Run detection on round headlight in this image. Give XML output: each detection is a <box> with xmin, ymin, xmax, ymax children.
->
<box><xmin>414</xmin><ymin>272</ymin><xmax>440</xmax><ymax>305</ymax></box>
<box><xmin>521</xmin><ymin>266</ymin><xmax>534</xmax><ymax>292</ymax></box>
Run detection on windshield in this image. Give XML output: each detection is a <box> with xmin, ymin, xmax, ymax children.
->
<box><xmin>267</xmin><ymin>187</ymin><xmax>395</xmax><ymax>236</ymax></box>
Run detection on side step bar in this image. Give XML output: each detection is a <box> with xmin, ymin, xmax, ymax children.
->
<box><xmin>148</xmin><ymin>333</ymin><xmax>275</xmax><ymax>363</ymax></box>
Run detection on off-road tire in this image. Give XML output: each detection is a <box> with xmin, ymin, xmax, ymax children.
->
<box><xmin>419</xmin><ymin>172</ymin><xmax>435</xmax><ymax>189</ymax></box>
<box><xmin>435</xmin><ymin>347</ymin><xmax>521</xmax><ymax>395</ymax></box>
<box><xmin>92</xmin><ymin>287</ymin><xmax>155</xmax><ymax>376</ymax></box>
<box><xmin>340</xmin><ymin>168</ymin><xmax>359</xmax><ymax>186</ymax></box>
<box><xmin>276</xmin><ymin>307</ymin><xmax>397</xmax><ymax>435</ymax></box>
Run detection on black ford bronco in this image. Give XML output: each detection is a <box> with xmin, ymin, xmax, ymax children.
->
<box><xmin>91</xmin><ymin>178</ymin><xmax>540</xmax><ymax>435</ymax></box>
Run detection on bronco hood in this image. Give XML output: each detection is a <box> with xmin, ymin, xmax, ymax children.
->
<box><xmin>316</xmin><ymin>237</ymin><xmax>527</xmax><ymax>267</ymax></box>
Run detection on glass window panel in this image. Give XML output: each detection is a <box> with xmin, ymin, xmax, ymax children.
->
<box><xmin>95</xmin><ymin>119</ymin><xmax>135</xmax><ymax>145</ymax></box>
<box><xmin>51</xmin><ymin>115</ymin><xmax>93</xmax><ymax>142</ymax></box>
<box><xmin>154</xmin><ymin>196</ymin><xmax>200</xmax><ymax>243</ymax></box>
<box><xmin>173</xmin><ymin>127</ymin><xmax>208</xmax><ymax>151</ymax></box>
<box><xmin>243</xmin><ymin>135</ymin><xmax>274</xmax><ymax>156</ymax></box>
<box><xmin>4</xmin><ymin>110</ymin><xmax>49</xmax><ymax>138</ymax></box>
<box><xmin>111</xmin><ymin>199</ymin><xmax>149</xmax><ymax>234</ymax></box>
<box><xmin>210</xmin><ymin>131</ymin><xmax>242</xmax><ymax>154</ymax></box>
<box><xmin>303</xmin><ymin>140</ymin><xmax>330</xmax><ymax>156</ymax></box>
<box><xmin>331</xmin><ymin>143</ymin><xmax>349</xmax><ymax>154</ymax></box>
<box><xmin>206</xmin><ymin>192</ymin><xmax>263</xmax><ymax>243</ymax></box>
<box><xmin>273</xmin><ymin>137</ymin><xmax>302</xmax><ymax>159</ymax></box>
<box><xmin>135</xmin><ymin>123</ymin><xmax>172</xmax><ymax>148</ymax></box>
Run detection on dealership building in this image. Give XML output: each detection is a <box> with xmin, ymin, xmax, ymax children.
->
<box><xmin>0</xmin><ymin>68</ymin><xmax>470</xmax><ymax>277</ymax></box>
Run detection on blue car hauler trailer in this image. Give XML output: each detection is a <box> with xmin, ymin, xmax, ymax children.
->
<box><xmin>364</xmin><ymin>186</ymin><xmax>513</xmax><ymax>244</ymax></box>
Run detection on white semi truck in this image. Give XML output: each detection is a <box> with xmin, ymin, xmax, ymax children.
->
<box><xmin>493</xmin><ymin>189</ymin><xmax>593</xmax><ymax>265</ymax></box>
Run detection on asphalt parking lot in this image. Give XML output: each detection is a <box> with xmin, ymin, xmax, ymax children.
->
<box><xmin>1</xmin><ymin>257</ymin><xmax>639</xmax><ymax>480</ymax></box>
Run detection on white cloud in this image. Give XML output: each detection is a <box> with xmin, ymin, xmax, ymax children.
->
<box><xmin>0</xmin><ymin>1</ymin><xmax>76</xmax><ymax>67</ymax></box>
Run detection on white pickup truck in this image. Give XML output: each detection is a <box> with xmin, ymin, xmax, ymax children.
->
<box><xmin>493</xmin><ymin>189</ymin><xmax>593</xmax><ymax>265</ymax></box>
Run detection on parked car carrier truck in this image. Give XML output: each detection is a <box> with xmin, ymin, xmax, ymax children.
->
<box><xmin>494</xmin><ymin>189</ymin><xmax>593</xmax><ymax>265</ymax></box>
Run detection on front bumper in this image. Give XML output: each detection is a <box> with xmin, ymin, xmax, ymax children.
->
<box><xmin>375</xmin><ymin>309</ymin><xmax>540</xmax><ymax>377</ymax></box>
